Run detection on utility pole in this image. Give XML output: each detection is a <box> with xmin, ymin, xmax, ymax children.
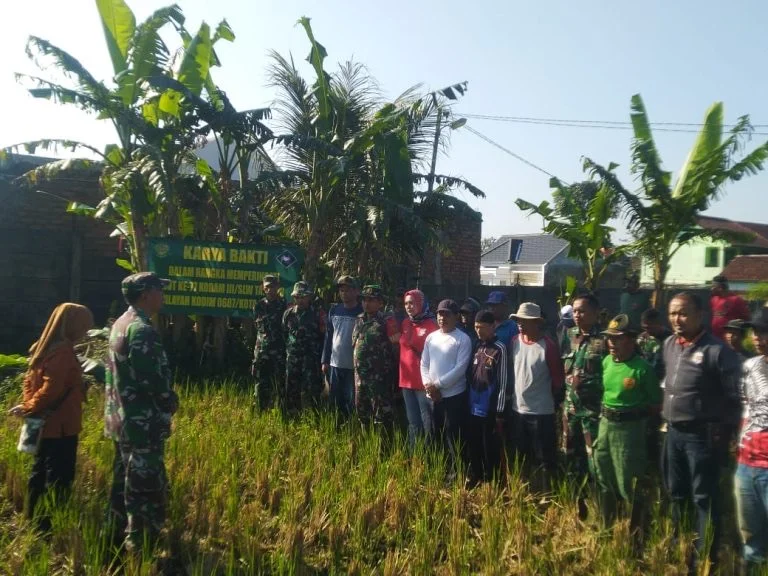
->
<box><xmin>427</xmin><ymin>93</ymin><xmax>443</xmax><ymax>194</ymax></box>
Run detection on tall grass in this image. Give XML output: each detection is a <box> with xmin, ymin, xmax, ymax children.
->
<box><xmin>0</xmin><ymin>379</ymin><xmax>742</xmax><ymax>574</ymax></box>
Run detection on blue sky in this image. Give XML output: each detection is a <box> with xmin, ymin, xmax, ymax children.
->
<box><xmin>3</xmin><ymin>0</ymin><xmax>767</xmax><ymax>241</ymax></box>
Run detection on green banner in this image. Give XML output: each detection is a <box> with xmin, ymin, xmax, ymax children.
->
<box><xmin>147</xmin><ymin>238</ymin><xmax>304</xmax><ymax>317</ymax></box>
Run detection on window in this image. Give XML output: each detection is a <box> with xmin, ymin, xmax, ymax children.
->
<box><xmin>704</xmin><ymin>247</ymin><xmax>720</xmax><ymax>268</ymax></box>
<box><xmin>724</xmin><ymin>247</ymin><xmax>740</xmax><ymax>266</ymax></box>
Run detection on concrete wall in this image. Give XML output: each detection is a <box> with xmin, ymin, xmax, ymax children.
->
<box><xmin>640</xmin><ymin>238</ymin><xmax>727</xmax><ymax>287</ymax></box>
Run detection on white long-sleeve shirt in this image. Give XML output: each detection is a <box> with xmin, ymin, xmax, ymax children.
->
<box><xmin>420</xmin><ymin>328</ymin><xmax>472</xmax><ymax>399</ymax></box>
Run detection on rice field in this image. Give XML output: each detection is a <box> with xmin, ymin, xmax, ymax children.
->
<box><xmin>0</xmin><ymin>376</ymin><xmax>744</xmax><ymax>575</ymax></box>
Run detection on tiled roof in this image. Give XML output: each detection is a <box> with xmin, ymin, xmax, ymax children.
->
<box><xmin>481</xmin><ymin>234</ymin><xmax>569</xmax><ymax>266</ymax></box>
<box><xmin>721</xmin><ymin>255</ymin><xmax>768</xmax><ymax>282</ymax></box>
<box><xmin>697</xmin><ymin>216</ymin><xmax>768</xmax><ymax>249</ymax></box>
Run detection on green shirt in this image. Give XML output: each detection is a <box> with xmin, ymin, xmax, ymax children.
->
<box><xmin>601</xmin><ymin>353</ymin><xmax>660</xmax><ymax>410</ymax></box>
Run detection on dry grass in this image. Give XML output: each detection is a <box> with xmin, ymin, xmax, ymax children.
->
<box><xmin>0</xmin><ymin>378</ymin><xmax>745</xmax><ymax>575</ymax></box>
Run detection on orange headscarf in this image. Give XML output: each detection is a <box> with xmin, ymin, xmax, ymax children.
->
<box><xmin>28</xmin><ymin>303</ymin><xmax>94</xmax><ymax>368</ymax></box>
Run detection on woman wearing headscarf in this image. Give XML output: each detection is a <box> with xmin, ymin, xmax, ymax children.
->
<box><xmin>399</xmin><ymin>289</ymin><xmax>439</xmax><ymax>447</ymax></box>
<box><xmin>9</xmin><ymin>303</ymin><xmax>94</xmax><ymax>525</ymax></box>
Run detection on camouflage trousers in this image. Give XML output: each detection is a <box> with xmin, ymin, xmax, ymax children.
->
<box><xmin>108</xmin><ymin>441</ymin><xmax>168</xmax><ymax>552</ymax></box>
<box><xmin>355</xmin><ymin>373</ymin><xmax>394</xmax><ymax>428</ymax></box>
<box><xmin>284</xmin><ymin>353</ymin><xmax>323</xmax><ymax>414</ymax></box>
<box><xmin>253</xmin><ymin>351</ymin><xmax>286</xmax><ymax>409</ymax></box>
<box><xmin>564</xmin><ymin>411</ymin><xmax>601</xmax><ymax>480</ymax></box>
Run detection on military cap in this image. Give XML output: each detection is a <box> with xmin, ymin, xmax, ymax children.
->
<box><xmin>601</xmin><ymin>313</ymin><xmax>639</xmax><ymax>336</ymax></box>
<box><xmin>336</xmin><ymin>275</ymin><xmax>359</xmax><ymax>289</ymax></box>
<box><xmin>361</xmin><ymin>285</ymin><xmax>384</xmax><ymax>300</ymax></box>
<box><xmin>263</xmin><ymin>274</ymin><xmax>279</xmax><ymax>286</ymax></box>
<box><xmin>745</xmin><ymin>307</ymin><xmax>768</xmax><ymax>333</ymax></box>
<box><xmin>723</xmin><ymin>318</ymin><xmax>747</xmax><ymax>333</ymax></box>
<box><xmin>291</xmin><ymin>281</ymin><xmax>313</xmax><ymax>297</ymax></box>
<box><xmin>121</xmin><ymin>272</ymin><xmax>170</xmax><ymax>300</ymax></box>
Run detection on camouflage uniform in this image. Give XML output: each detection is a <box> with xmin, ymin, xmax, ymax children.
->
<box><xmin>105</xmin><ymin>272</ymin><xmax>177</xmax><ymax>552</ymax></box>
<box><xmin>562</xmin><ymin>325</ymin><xmax>608</xmax><ymax>477</ymax></box>
<box><xmin>636</xmin><ymin>331</ymin><xmax>669</xmax><ymax>381</ymax></box>
<box><xmin>282</xmin><ymin>282</ymin><xmax>325</xmax><ymax>413</ymax></box>
<box><xmin>353</xmin><ymin>286</ymin><xmax>396</xmax><ymax>427</ymax></box>
<box><xmin>252</xmin><ymin>288</ymin><xmax>287</xmax><ymax>409</ymax></box>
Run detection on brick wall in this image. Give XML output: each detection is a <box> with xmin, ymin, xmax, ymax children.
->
<box><xmin>418</xmin><ymin>207</ymin><xmax>482</xmax><ymax>291</ymax></box>
<box><xmin>0</xmin><ymin>169</ymin><xmax>125</xmax><ymax>353</ymax></box>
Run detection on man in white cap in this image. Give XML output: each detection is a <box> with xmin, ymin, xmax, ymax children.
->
<box><xmin>508</xmin><ymin>302</ymin><xmax>565</xmax><ymax>491</ymax></box>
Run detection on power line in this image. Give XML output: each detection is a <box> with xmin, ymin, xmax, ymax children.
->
<box><xmin>458</xmin><ymin>112</ymin><xmax>768</xmax><ymax>136</ymax></box>
<box><xmin>463</xmin><ymin>125</ymin><xmax>568</xmax><ymax>184</ymax></box>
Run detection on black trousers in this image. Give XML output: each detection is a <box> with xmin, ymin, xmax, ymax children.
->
<box><xmin>467</xmin><ymin>414</ymin><xmax>500</xmax><ymax>482</ymax></box>
<box><xmin>433</xmin><ymin>391</ymin><xmax>467</xmax><ymax>480</ymax></box>
<box><xmin>27</xmin><ymin>435</ymin><xmax>78</xmax><ymax>520</ymax></box>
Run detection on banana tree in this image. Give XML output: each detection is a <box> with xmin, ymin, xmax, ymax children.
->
<box><xmin>584</xmin><ymin>94</ymin><xmax>768</xmax><ymax>306</ymax></box>
<box><xmin>516</xmin><ymin>178</ymin><xmax>624</xmax><ymax>292</ymax></box>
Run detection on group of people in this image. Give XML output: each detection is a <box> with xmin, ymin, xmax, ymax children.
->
<box><xmin>10</xmin><ymin>269</ymin><xmax>768</xmax><ymax>573</ymax></box>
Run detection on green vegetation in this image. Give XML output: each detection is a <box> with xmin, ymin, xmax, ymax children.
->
<box><xmin>0</xmin><ymin>380</ymin><xmax>741</xmax><ymax>575</ymax></box>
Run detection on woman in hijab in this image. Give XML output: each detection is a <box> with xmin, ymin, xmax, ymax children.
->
<box><xmin>399</xmin><ymin>289</ymin><xmax>439</xmax><ymax>448</ymax></box>
<box><xmin>9</xmin><ymin>303</ymin><xmax>94</xmax><ymax>526</ymax></box>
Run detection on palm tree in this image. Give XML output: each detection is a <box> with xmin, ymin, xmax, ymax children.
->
<box><xmin>584</xmin><ymin>94</ymin><xmax>768</xmax><ymax>306</ymax></box>
<box><xmin>265</xmin><ymin>18</ymin><xmax>483</xmax><ymax>287</ymax></box>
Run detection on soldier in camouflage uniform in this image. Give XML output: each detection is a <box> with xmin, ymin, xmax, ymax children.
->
<box><xmin>353</xmin><ymin>285</ymin><xmax>398</xmax><ymax>430</ymax></box>
<box><xmin>251</xmin><ymin>275</ymin><xmax>287</xmax><ymax>410</ymax></box>
<box><xmin>282</xmin><ymin>281</ymin><xmax>326</xmax><ymax>414</ymax></box>
<box><xmin>105</xmin><ymin>272</ymin><xmax>178</xmax><ymax>553</ymax></box>
<box><xmin>561</xmin><ymin>293</ymin><xmax>607</xmax><ymax>517</ymax></box>
<box><xmin>636</xmin><ymin>308</ymin><xmax>672</xmax><ymax>381</ymax></box>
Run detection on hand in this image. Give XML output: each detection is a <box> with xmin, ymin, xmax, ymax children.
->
<box><xmin>426</xmin><ymin>384</ymin><xmax>441</xmax><ymax>402</ymax></box>
<box><xmin>321</xmin><ymin>363</ymin><xmax>329</xmax><ymax>375</ymax></box>
<box><xmin>8</xmin><ymin>404</ymin><xmax>25</xmax><ymax>418</ymax></box>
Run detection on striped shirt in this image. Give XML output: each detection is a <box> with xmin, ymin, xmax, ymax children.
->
<box><xmin>469</xmin><ymin>339</ymin><xmax>509</xmax><ymax>417</ymax></box>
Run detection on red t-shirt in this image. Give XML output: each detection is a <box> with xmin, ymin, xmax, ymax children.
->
<box><xmin>710</xmin><ymin>294</ymin><xmax>750</xmax><ymax>340</ymax></box>
<box><xmin>399</xmin><ymin>317</ymin><xmax>439</xmax><ymax>390</ymax></box>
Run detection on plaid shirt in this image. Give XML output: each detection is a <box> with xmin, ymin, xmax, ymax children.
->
<box><xmin>739</xmin><ymin>356</ymin><xmax>768</xmax><ymax>468</ymax></box>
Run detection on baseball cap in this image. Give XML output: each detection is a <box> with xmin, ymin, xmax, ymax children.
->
<box><xmin>361</xmin><ymin>285</ymin><xmax>384</xmax><ymax>300</ymax></box>
<box><xmin>263</xmin><ymin>274</ymin><xmax>279</xmax><ymax>286</ymax></box>
<box><xmin>437</xmin><ymin>299</ymin><xmax>460</xmax><ymax>314</ymax></box>
<box><xmin>336</xmin><ymin>275</ymin><xmax>359</xmax><ymax>289</ymax></box>
<box><xmin>601</xmin><ymin>313</ymin><xmax>639</xmax><ymax>337</ymax></box>
<box><xmin>485</xmin><ymin>291</ymin><xmax>507</xmax><ymax>305</ymax></box>
<box><xmin>291</xmin><ymin>281</ymin><xmax>313</xmax><ymax>297</ymax></box>
<box><xmin>460</xmin><ymin>297</ymin><xmax>481</xmax><ymax>313</ymax></box>
<box><xmin>121</xmin><ymin>272</ymin><xmax>170</xmax><ymax>300</ymax></box>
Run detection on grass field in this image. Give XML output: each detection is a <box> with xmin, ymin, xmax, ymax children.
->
<box><xmin>0</xmin><ymin>376</ymin><xmax>744</xmax><ymax>575</ymax></box>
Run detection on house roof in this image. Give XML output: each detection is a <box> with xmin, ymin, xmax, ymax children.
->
<box><xmin>481</xmin><ymin>234</ymin><xmax>569</xmax><ymax>266</ymax></box>
<box><xmin>721</xmin><ymin>255</ymin><xmax>768</xmax><ymax>283</ymax></box>
<box><xmin>697</xmin><ymin>216</ymin><xmax>768</xmax><ymax>249</ymax></box>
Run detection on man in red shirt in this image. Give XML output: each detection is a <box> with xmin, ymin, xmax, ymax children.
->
<box><xmin>710</xmin><ymin>275</ymin><xmax>750</xmax><ymax>340</ymax></box>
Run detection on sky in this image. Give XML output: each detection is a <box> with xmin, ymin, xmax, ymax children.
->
<box><xmin>3</xmin><ymin>0</ymin><xmax>768</xmax><ymax>242</ymax></box>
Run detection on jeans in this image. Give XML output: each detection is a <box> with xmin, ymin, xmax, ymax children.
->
<box><xmin>433</xmin><ymin>391</ymin><xmax>467</xmax><ymax>481</ymax></box>
<box><xmin>402</xmin><ymin>388</ymin><xmax>433</xmax><ymax>447</ymax></box>
<box><xmin>27</xmin><ymin>435</ymin><xmax>78</xmax><ymax>523</ymax></box>
<box><xmin>663</xmin><ymin>423</ymin><xmax>720</xmax><ymax>564</ymax></box>
<box><xmin>329</xmin><ymin>366</ymin><xmax>355</xmax><ymax>417</ymax></box>
<box><xmin>735</xmin><ymin>462</ymin><xmax>768</xmax><ymax>564</ymax></box>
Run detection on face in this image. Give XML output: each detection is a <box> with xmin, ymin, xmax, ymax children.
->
<box><xmin>437</xmin><ymin>310</ymin><xmax>458</xmax><ymax>331</ymax></box>
<box><xmin>753</xmin><ymin>329</ymin><xmax>768</xmax><ymax>356</ymax></box>
<box><xmin>460</xmin><ymin>311</ymin><xmax>476</xmax><ymax>328</ymax></box>
<box><xmin>475</xmin><ymin>321</ymin><xmax>495</xmax><ymax>342</ymax></box>
<box><xmin>516</xmin><ymin>318</ymin><xmax>542</xmax><ymax>338</ymax></box>
<box><xmin>668</xmin><ymin>297</ymin><xmax>702</xmax><ymax>338</ymax></box>
<box><xmin>489</xmin><ymin>303</ymin><xmax>508</xmax><ymax>322</ymax></box>
<box><xmin>295</xmin><ymin>295</ymin><xmax>311</xmax><ymax>309</ymax></box>
<box><xmin>573</xmin><ymin>298</ymin><xmax>597</xmax><ymax>331</ymax></box>
<box><xmin>263</xmin><ymin>282</ymin><xmax>278</xmax><ymax>300</ymax></box>
<box><xmin>404</xmin><ymin>295</ymin><xmax>419</xmax><ymax>317</ymax></box>
<box><xmin>723</xmin><ymin>330</ymin><xmax>743</xmax><ymax>350</ymax></box>
<box><xmin>339</xmin><ymin>284</ymin><xmax>359</xmax><ymax>305</ymax></box>
<box><xmin>607</xmin><ymin>334</ymin><xmax>635</xmax><ymax>362</ymax></box>
<box><xmin>137</xmin><ymin>287</ymin><xmax>164</xmax><ymax>315</ymax></box>
<box><xmin>362</xmin><ymin>297</ymin><xmax>382</xmax><ymax>315</ymax></box>
<box><xmin>641</xmin><ymin>320</ymin><xmax>663</xmax><ymax>337</ymax></box>
<box><xmin>711</xmin><ymin>282</ymin><xmax>726</xmax><ymax>296</ymax></box>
